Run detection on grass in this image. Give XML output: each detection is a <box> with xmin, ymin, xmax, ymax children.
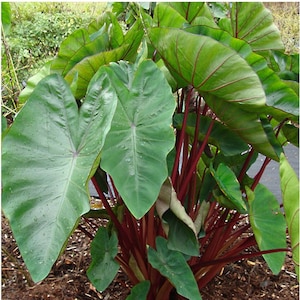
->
<box><xmin>264</xmin><ymin>2</ymin><xmax>299</xmax><ymax>54</ymax></box>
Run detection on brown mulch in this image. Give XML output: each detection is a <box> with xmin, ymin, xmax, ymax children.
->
<box><xmin>2</xmin><ymin>215</ymin><xmax>299</xmax><ymax>300</ymax></box>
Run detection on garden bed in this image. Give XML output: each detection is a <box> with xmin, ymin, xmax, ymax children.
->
<box><xmin>2</xmin><ymin>215</ymin><xmax>298</xmax><ymax>300</ymax></box>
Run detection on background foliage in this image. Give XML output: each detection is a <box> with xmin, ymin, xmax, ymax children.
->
<box><xmin>1</xmin><ymin>2</ymin><xmax>107</xmax><ymax>122</ymax></box>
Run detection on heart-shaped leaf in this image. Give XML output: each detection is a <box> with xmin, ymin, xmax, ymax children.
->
<box><xmin>100</xmin><ymin>60</ymin><xmax>176</xmax><ymax>219</ymax></box>
<box><xmin>148</xmin><ymin>237</ymin><xmax>202</xmax><ymax>300</ymax></box>
<box><xmin>2</xmin><ymin>71</ymin><xmax>118</xmax><ymax>282</ymax></box>
<box><xmin>247</xmin><ymin>184</ymin><xmax>287</xmax><ymax>274</ymax></box>
<box><xmin>87</xmin><ymin>227</ymin><xmax>119</xmax><ymax>291</ymax></box>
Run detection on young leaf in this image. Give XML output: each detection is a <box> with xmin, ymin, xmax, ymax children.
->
<box><xmin>126</xmin><ymin>281</ymin><xmax>150</xmax><ymax>300</ymax></box>
<box><xmin>2</xmin><ymin>71</ymin><xmax>118</xmax><ymax>282</ymax></box>
<box><xmin>156</xmin><ymin>178</ymin><xmax>198</xmax><ymax>240</ymax></box>
<box><xmin>279</xmin><ymin>153</ymin><xmax>299</xmax><ymax>278</ymax></box>
<box><xmin>100</xmin><ymin>60</ymin><xmax>176</xmax><ymax>219</ymax></box>
<box><xmin>246</xmin><ymin>184</ymin><xmax>287</xmax><ymax>274</ymax></box>
<box><xmin>148</xmin><ymin>237</ymin><xmax>202</xmax><ymax>300</ymax></box>
<box><xmin>87</xmin><ymin>227</ymin><xmax>119</xmax><ymax>292</ymax></box>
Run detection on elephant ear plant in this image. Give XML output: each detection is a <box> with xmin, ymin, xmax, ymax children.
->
<box><xmin>2</xmin><ymin>2</ymin><xmax>299</xmax><ymax>299</ymax></box>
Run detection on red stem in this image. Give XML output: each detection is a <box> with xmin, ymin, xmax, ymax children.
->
<box><xmin>171</xmin><ymin>88</ymin><xmax>194</xmax><ymax>184</ymax></box>
<box><xmin>178</xmin><ymin>119</ymin><xmax>215</xmax><ymax>200</ymax></box>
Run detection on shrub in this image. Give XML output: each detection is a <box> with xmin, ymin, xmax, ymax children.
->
<box><xmin>2</xmin><ymin>3</ymin><xmax>299</xmax><ymax>299</ymax></box>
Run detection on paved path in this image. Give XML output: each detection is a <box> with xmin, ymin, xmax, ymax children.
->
<box><xmin>248</xmin><ymin>143</ymin><xmax>299</xmax><ymax>203</ymax></box>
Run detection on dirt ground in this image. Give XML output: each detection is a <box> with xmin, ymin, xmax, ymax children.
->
<box><xmin>2</xmin><ymin>215</ymin><xmax>299</xmax><ymax>300</ymax></box>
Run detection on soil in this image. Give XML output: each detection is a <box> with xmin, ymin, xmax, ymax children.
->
<box><xmin>2</xmin><ymin>215</ymin><xmax>299</xmax><ymax>300</ymax></box>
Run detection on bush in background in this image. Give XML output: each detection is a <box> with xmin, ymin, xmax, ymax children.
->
<box><xmin>1</xmin><ymin>2</ymin><xmax>106</xmax><ymax>122</ymax></box>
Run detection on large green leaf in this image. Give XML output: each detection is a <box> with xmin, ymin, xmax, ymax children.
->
<box><xmin>279</xmin><ymin>153</ymin><xmax>299</xmax><ymax>278</ymax></box>
<box><xmin>184</xmin><ymin>25</ymin><xmax>299</xmax><ymax>121</ymax></box>
<box><xmin>100</xmin><ymin>60</ymin><xmax>176</xmax><ymax>219</ymax></box>
<box><xmin>2</xmin><ymin>71</ymin><xmax>118</xmax><ymax>282</ymax></box>
<box><xmin>149</xmin><ymin>27</ymin><xmax>266</xmax><ymax>110</ymax></box>
<box><xmin>87</xmin><ymin>227</ymin><xmax>119</xmax><ymax>291</ymax></box>
<box><xmin>148</xmin><ymin>237</ymin><xmax>202</xmax><ymax>300</ymax></box>
<box><xmin>247</xmin><ymin>184</ymin><xmax>287</xmax><ymax>274</ymax></box>
<box><xmin>219</xmin><ymin>2</ymin><xmax>284</xmax><ymax>51</ymax></box>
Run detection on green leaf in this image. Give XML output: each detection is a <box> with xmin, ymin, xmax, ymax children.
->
<box><xmin>51</xmin><ymin>18</ymin><xmax>144</xmax><ymax>99</ymax></box>
<box><xmin>153</xmin><ymin>3</ymin><xmax>187</xmax><ymax>28</ymax></box>
<box><xmin>247</xmin><ymin>184</ymin><xmax>287</xmax><ymax>274</ymax></box>
<box><xmin>87</xmin><ymin>227</ymin><xmax>119</xmax><ymax>291</ymax></box>
<box><xmin>184</xmin><ymin>25</ymin><xmax>299</xmax><ymax>121</ymax></box>
<box><xmin>163</xmin><ymin>210</ymin><xmax>199</xmax><ymax>256</ymax></box>
<box><xmin>221</xmin><ymin>2</ymin><xmax>284</xmax><ymax>51</ymax></box>
<box><xmin>282</xmin><ymin>124</ymin><xmax>299</xmax><ymax>147</ymax></box>
<box><xmin>1</xmin><ymin>2</ymin><xmax>11</xmax><ymax>35</ymax></box>
<box><xmin>51</xmin><ymin>28</ymin><xmax>110</xmax><ymax>77</ymax></box>
<box><xmin>149</xmin><ymin>27</ymin><xmax>266</xmax><ymax>110</ymax></box>
<box><xmin>19</xmin><ymin>61</ymin><xmax>52</xmax><ymax>104</ymax></box>
<box><xmin>279</xmin><ymin>153</ymin><xmax>299</xmax><ymax>278</ymax></box>
<box><xmin>210</xmin><ymin>163</ymin><xmax>247</xmax><ymax>213</ymax></box>
<box><xmin>2</xmin><ymin>71</ymin><xmax>118</xmax><ymax>282</ymax></box>
<box><xmin>126</xmin><ymin>281</ymin><xmax>150</xmax><ymax>300</ymax></box>
<box><xmin>2</xmin><ymin>114</ymin><xmax>7</xmax><ymax>133</ymax></box>
<box><xmin>101</xmin><ymin>60</ymin><xmax>176</xmax><ymax>218</ymax></box>
<box><xmin>205</xmin><ymin>98</ymin><xmax>281</xmax><ymax>161</ymax></box>
<box><xmin>168</xmin><ymin>2</ymin><xmax>213</xmax><ymax>24</ymax></box>
<box><xmin>88</xmin><ymin>11</ymin><xmax>124</xmax><ymax>48</ymax></box>
<box><xmin>148</xmin><ymin>237</ymin><xmax>202</xmax><ymax>300</ymax></box>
